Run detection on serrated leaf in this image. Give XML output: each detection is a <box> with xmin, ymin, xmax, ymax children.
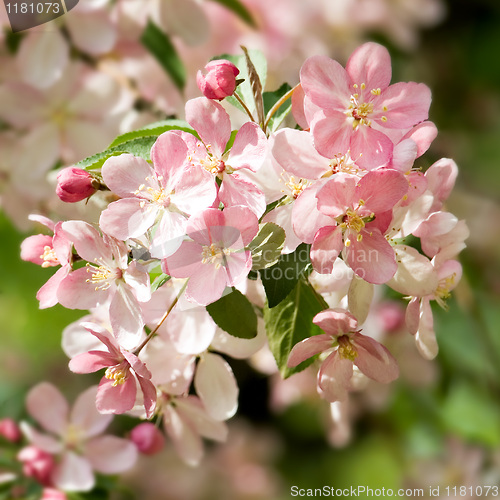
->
<box><xmin>141</xmin><ymin>21</ymin><xmax>186</xmax><ymax>91</ymax></box>
<box><xmin>76</xmin><ymin>136</ymin><xmax>158</xmax><ymax>170</ymax></box>
<box><xmin>151</xmin><ymin>273</ymin><xmax>171</xmax><ymax>292</ymax></box>
<box><xmin>263</xmin><ymin>83</ymin><xmax>293</xmax><ymax>132</ymax></box>
<box><xmin>264</xmin><ymin>279</ymin><xmax>328</xmax><ymax>378</ymax></box>
<box><xmin>248</xmin><ymin>222</ymin><xmax>285</xmax><ymax>270</ymax></box>
<box><xmin>109</xmin><ymin>120</ymin><xmax>195</xmax><ymax>148</ymax></box>
<box><xmin>259</xmin><ymin>243</ymin><xmax>311</xmax><ymax>307</ymax></box>
<box><xmin>206</xmin><ymin>288</ymin><xmax>258</xmax><ymax>339</ymax></box>
<box><xmin>211</xmin><ymin>0</ymin><xmax>256</xmax><ymax>27</ymax></box>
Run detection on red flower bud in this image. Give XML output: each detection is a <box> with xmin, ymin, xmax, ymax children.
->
<box><xmin>130</xmin><ymin>422</ymin><xmax>165</xmax><ymax>455</ymax></box>
<box><xmin>0</xmin><ymin>418</ymin><xmax>22</xmax><ymax>442</ymax></box>
<box><xmin>18</xmin><ymin>446</ymin><xmax>55</xmax><ymax>486</ymax></box>
<box><xmin>196</xmin><ymin>59</ymin><xmax>240</xmax><ymax>100</ymax></box>
<box><xmin>56</xmin><ymin>167</ymin><xmax>97</xmax><ymax>203</ymax></box>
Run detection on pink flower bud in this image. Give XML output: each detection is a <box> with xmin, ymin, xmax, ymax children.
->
<box><xmin>130</xmin><ymin>422</ymin><xmax>165</xmax><ymax>455</ymax></box>
<box><xmin>17</xmin><ymin>446</ymin><xmax>55</xmax><ymax>486</ymax></box>
<box><xmin>196</xmin><ymin>59</ymin><xmax>240</xmax><ymax>100</ymax></box>
<box><xmin>41</xmin><ymin>489</ymin><xmax>67</xmax><ymax>500</ymax></box>
<box><xmin>56</xmin><ymin>167</ymin><xmax>97</xmax><ymax>203</ymax></box>
<box><xmin>0</xmin><ymin>418</ymin><xmax>22</xmax><ymax>442</ymax></box>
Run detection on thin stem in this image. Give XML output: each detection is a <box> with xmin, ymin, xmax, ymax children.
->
<box><xmin>233</xmin><ymin>92</ymin><xmax>256</xmax><ymax>123</ymax></box>
<box><xmin>135</xmin><ymin>280</ymin><xmax>188</xmax><ymax>355</ymax></box>
<box><xmin>263</xmin><ymin>83</ymin><xmax>300</xmax><ymax>131</ymax></box>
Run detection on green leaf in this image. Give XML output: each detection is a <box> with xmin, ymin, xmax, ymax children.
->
<box><xmin>206</xmin><ymin>289</ymin><xmax>258</xmax><ymax>339</ymax></box>
<box><xmin>141</xmin><ymin>21</ymin><xmax>186</xmax><ymax>91</ymax></box>
<box><xmin>109</xmin><ymin>120</ymin><xmax>195</xmax><ymax>148</ymax></box>
<box><xmin>211</xmin><ymin>0</ymin><xmax>256</xmax><ymax>27</ymax></box>
<box><xmin>263</xmin><ymin>83</ymin><xmax>293</xmax><ymax>132</ymax></box>
<box><xmin>264</xmin><ymin>279</ymin><xmax>328</xmax><ymax>378</ymax></box>
<box><xmin>248</xmin><ymin>222</ymin><xmax>285</xmax><ymax>270</ymax></box>
<box><xmin>76</xmin><ymin>136</ymin><xmax>158</xmax><ymax>170</ymax></box>
<box><xmin>151</xmin><ymin>273</ymin><xmax>171</xmax><ymax>292</ymax></box>
<box><xmin>222</xmin><ymin>50</ymin><xmax>267</xmax><ymax>118</ymax></box>
<box><xmin>259</xmin><ymin>243</ymin><xmax>311</xmax><ymax>307</ymax></box>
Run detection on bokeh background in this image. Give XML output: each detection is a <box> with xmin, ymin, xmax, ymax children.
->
<box><xmin>1</xmin><ymin>0</ymin><xmax>500</xmax><ymax>498</ymax></box>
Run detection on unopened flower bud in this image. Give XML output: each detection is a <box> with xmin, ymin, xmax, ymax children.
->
<box><xmin>0</xmin><ymin>418</ymin><xmax>21</xmax><ymax>442</ymax></box>
<box><xmin>41</xmin><ymin>488</ymin><xmax>67</xmax><ymax>500</ymax></box>
<box><xmin>130</xmin><ymin>422</ymin><xmax>165</xmax><ymax>455</ymax></box>
<box><xmin>197</xmin><ymin>59</ymin><xmax>240</xmax><ymax>100</ymax></box>
<box><xmin>56</xmin><ymin>167</ymin><xmax>97</xmax><ymax>203</ymax></box>
<box><xmin>17</xmin><ymin>446</ymin><xmax>55</xmax><ymax>486</ymax></box>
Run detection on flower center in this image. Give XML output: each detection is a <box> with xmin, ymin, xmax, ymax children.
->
<box><xmin>325</xmin><ymin>153</ymin><xmax>361</xmax><ymax>177</ymax></box>
<box><xmin>200</xmin><ymin>155</ymin><xmax>225</xmax><ymax>175</ymax></box>
<box><xmin>435</xmin><ymin>273</ymin><xmax>457</xmax><ymax>310</ymax></box>
<box><xmin>85</xmin><ymin>259</ymin><xmax>122</xmax><ymax>291</ymax></box>
<box><xmin>201</xmin><ymin>243</ymin><xmax>231</xmax><ymax>269</ymax></box>
<box><xmin>281</xmin><ymin>175</ymin><xmax>311</xmax><ymax>198</ymax></box>
<box><xmin>135</xmin><ymin>176</ymin><xmax>172</xmax><ymax>208</ymax></box>
<box><xmin>40</xmin><ymin>245</ymin><xmax>59</xmax><ymax>268</ymax></box>
<box><xmin>105</xmin><ymin>362</ymin><xmax>130</xmax><ymax>387</ymax></box>
<box><xmin>342</xmin><ymin>208</ymin><xmax>366</xmax><ymax>233</ymax></box>
<box><xmin>337</xmin><ymin>335</ymin><xmax>358</xmax><ymax>362</ymax></box>
<box><xmin>64</xmin><ymin>424</ymin><xmax>85</xmax><ymax>449</ymax></box>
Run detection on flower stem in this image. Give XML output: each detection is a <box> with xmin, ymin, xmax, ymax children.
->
<box><xmin>263</xmin><ymin>83</ymin><xmax>300</xmax><ymax>131</ymax></box>
<box><xmin>135</xmin><ymin>280</ymin><xmax>188</xmax><ymax>355</ymax></box>
<box><xmin>233</xmin><ymin>92</ymin><xmax>256</xmax><ymax>123</ymax></box>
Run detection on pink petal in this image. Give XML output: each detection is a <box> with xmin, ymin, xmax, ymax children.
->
<box><xmin>345</xmin><ymin>229</ymin><xmax>397</xmax><ymax>284</ymax></box>
<box><xmin>271</xmin><ymin>128</ymin><xmax>329</xmax><ymax>179</ymax></box>
<box><xmin>123</xmin><ymin>261</ymin><xmax>151</xmax><ymax>302</ymax></box>
<box><xmin>227</xmin><ymin>122</ymin><xmax>267</xmax><ymax>172</ymax></box>
<box><xmin>310</xmin><ymin>111</ymin><xmax>352</xmax><ymax>158</ymax></box>
<box><xmin>316</xmin><ymin>174</ymin><xmax>357</xmax><ymax>218</ymax></box>
<box><xmin>162</xmin><ymin>241</ymin><xmax>203</xmax><ymax>279</ymax></box>
<box><xmin>66</xmin><ymin>9</ymin><xmax>116</xmax><ymax>55</ymax></box>
<box><xmin>376</xmin><ymin>82</ymin><xmax>431</xmax><ymax>129</ymax></box>
<box><xmin>216</xmin><ymin>205</ymin><xmax>259</xmax><ymax>246</ymax></box>
<box><xmin>19</xmin><ymin>423</ymin><xmax>62</xmax><ymax>454</ymax></box>
<box><xmin>287</xmin><ymin>334</ymin><xmax>333</xmax><ymax>367</ymax></box>
<box><xmin>99</xmin><ymin>198</ymin><xmax>159</xmax><ymax>240</ymax></box>
<box><xmin>185</xmin><ymin>264</ymin><xmax>230</xmax><ymax>306</ymax></box>
<box><xmin>425</xmin><ymin>158</ymin><xmax>458</xmax><ymax>206</ymax></box>
<box><xmin>311</xmin><ymin>225</ymin><xmax>343</xmax><ymax>274</ymax></box>
<box><xmin>292</xmin><ymin>182</ymin><xmax>332</xmax><ymax>243</ymax></box>
<box><xmin>95</xmin><ymin>377</ymin><xmax>136</xmax><ymax>415</ymax></box>
<box><xmin>170</xmin><ymin>167</ymin><xmax>217</xmax><ymax>215</ymax></box>
<box><xmin>300</xmin><ymin>55</ymin><xmax>350</xmax><ymax>111</ymax></box>
<box><xmin>85</xmin><ymin>436</ymin><xmax>137</xmax><ymax>474</ymax></box>
<box><xmin>56</xmin><ymin>267</ymin><xmax>109</xmax><ymax>310</ymax></box>
<box><xmin>69</xmin><ymin>351</ymin><xmax>117</xmax><ymax>374</ymax></box>
<box><xmin>194</xmin><ymin>353</ymin><xmax>238</xmax><ymax>421</ymax></box>
<box><xmin>21</xmin><ymin>235</ymin><xmax>54</xmax><ymax>265</ymax></box>
<box><xmin>401</xmin><ymin>121</ymin><xmax>437</xmax><ymax>158</ymax></box>
<box><xmin>318</xmin><ymin>352</ymin><xmax>353</xmax><ymax>402</ymax></box>
<box><xmin>406</xmin><ymin>297</ymin><xmax>421</xmax><ymax>335</ymax></box>
<box><xmin>219</xmin><ymin>173</ymin><xmax>266</xmax><ymax>217</ymax></box>
<box><xmin>312</xmin><ymin>309</ymin><xmax>358</xmax><ymax>337</ymax></box>
<box><xmin>355</xmin><ymin>169</ymin><xmax>408</xmax><ymax>214</ymax></box>
<box><xmin>291</xmin><ymin>84</ymin><xmax>309</xmax><ymax>129</ymax></box>
<box><xmin>70</xmin><ymin>386</ymin><xmax>113</xmax><ymax>439</ymax></box>
<box><xmin>185</xmin><ymin>97</ymin><xmax>230</xmax><ymax>158</ymax></box>
<box><xmin>346</xmin><ymin>42</ymin><xmax>392</xmax><ymax>91</ymax></box>
<box><xmin>349</xmin><ymin>126</ymin><xmax>393</xmax><ymax>169</ymax></box>
<box><xmin>60</xmin><ymin>220</ymin><xmax>112</xmax><ymax>264</ymax></box>
<box><xmin>101</xmin><ymin>154</ymin><xmax>155</xmax><ymax>199</ymax></box>
<box><xmin>352</xmin><ymin>333</ymin><xmax>399</xmax><ymax>383</ymax></box>
<box><xmin>151</xmin><ymin>131</ymin><xmax>189</xmax><ymax>183</ymax></box>
<box><xmin>26</xmin><ymin>383</ymin><xmax>68</xmax><ymax>437</ymax></box>
<box><xmin>149</xmin><ymin>210</ymin><xmax>187</xmax><ymax>259</ymax></box>
<box><xmin>137</xmin><ymin>376</ymin><xmax>157</xmax><ymax>419</ymax></box>
<box><xmin>0</xmin><ymin>82</ymin><xmax>45</xmax><ymax>127</ymax></box>
<box><xmin>53</xmin><ymin>452</ymin><xmax>94</xmax><ymax>492</ymax></box>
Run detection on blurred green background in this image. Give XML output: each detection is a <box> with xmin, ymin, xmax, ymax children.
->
<box><xmin>1</xmin><ymin>0</ymin><xmax>500</xmax><ymax>498</ymax></box>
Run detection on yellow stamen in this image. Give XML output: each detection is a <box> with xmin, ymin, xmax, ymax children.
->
<box><xmin>337</xmin><ymin>335</ymin><xmax>358</xmax><ymax>362</ymax></box>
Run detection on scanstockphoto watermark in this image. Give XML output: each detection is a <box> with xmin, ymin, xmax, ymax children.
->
<box><xmin>3</xmin><ymin>0</ymin><xmax>79</xmax><ymax>32</ymax></box>
<box><xmin>290</xmin><ymin>485</ymin><xmax>500</xmax><ymax>497</ymax></box>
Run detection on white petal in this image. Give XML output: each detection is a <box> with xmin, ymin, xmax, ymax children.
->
<box><xmin>347</xmin><ymin>275</ymin><xmax>374</xmax><ymax>325</ymax></box>
<box><xmin>194</xmin><ymin>353</ymin><xmax>238</xmax><ymax>421</ymax></box>
<box><xmin>26</xmin><ymin>383</ymin><xmax>68</xmax><ymax>436</ymax></box>
<box><xmin>53</xmin><ymin>452</ymin><xmax>95</xmax><ymax>492</ymax></box>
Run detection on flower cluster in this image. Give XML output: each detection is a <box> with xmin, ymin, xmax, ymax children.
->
<box><xmin>16</xmin><ymin>42</ymin><xmax>466</xmax><ymax>495</ymax></box>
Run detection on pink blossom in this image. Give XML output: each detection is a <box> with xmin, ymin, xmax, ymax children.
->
<box><xmin>299</xmin><ymin>42</ymin><xmax>431</xmax><ymax>169</ymax></box>
<box><xmin>0</xmin><ymin>418</ymin><xmax>22</xmax><ymax>443</ymax></box>
<box><xmin>197</xmin><ymin>59</ymin><xmax>240</xmax><ymax>100</ymax></box>
<box><xmin>20</xmin><ymin>215</ymin><xmax>73</xmax><ymax>309</ymax></box>
<box><xmin>21</xmin><ymin>383</ymin><xmax>137</xmax><ymax>492</ymax></box>
<box><xmin>100</xmin><ymin>132</ymin><xmax>216</xmax><ymax>258</ymax></box>
<box><xmin>288</xmin><ymin>309</ymin><xmax>399</xmax><ymax>402</ymax></box>
<box><xmin>56</xmin><ymin>220</ymin><xmax>150</xmax><ymax>347</ymax></box>
<box><xmin>41</xmin><ymin>488</ymin><xmax>68</xmax><ymax>500</ymax></box>
<box><xmin>56</xmin><ymin>167</ymin><xmax>97</xmax><ymax>203</ymax></box>
<box><xmin>310</xmin><ymin>169</ymin><xmax>408</xmax><ymax>283</ymax></box>
<box><xmin>68</xmin><ymin>323</ymin><xmax>157</xmax><ymax>418</ymax></box>
<box><xmin>162</xmin><ymin>206</ymin><xmax>259</xmax><ymax>306</ymax></box>
<box><xmin>130</xmin><ymin>423</ymin><xmax>165</xmax><ymax>455</ymax></box>
<box><xmin>184</xmin><ymin>97</ymin><xmax>268</xmax><ymax>217</ymax></box>
<box><xmin>18</xmin><ymin>446</ymin><xmax>55</xmax><ymax>486</ymax></box>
